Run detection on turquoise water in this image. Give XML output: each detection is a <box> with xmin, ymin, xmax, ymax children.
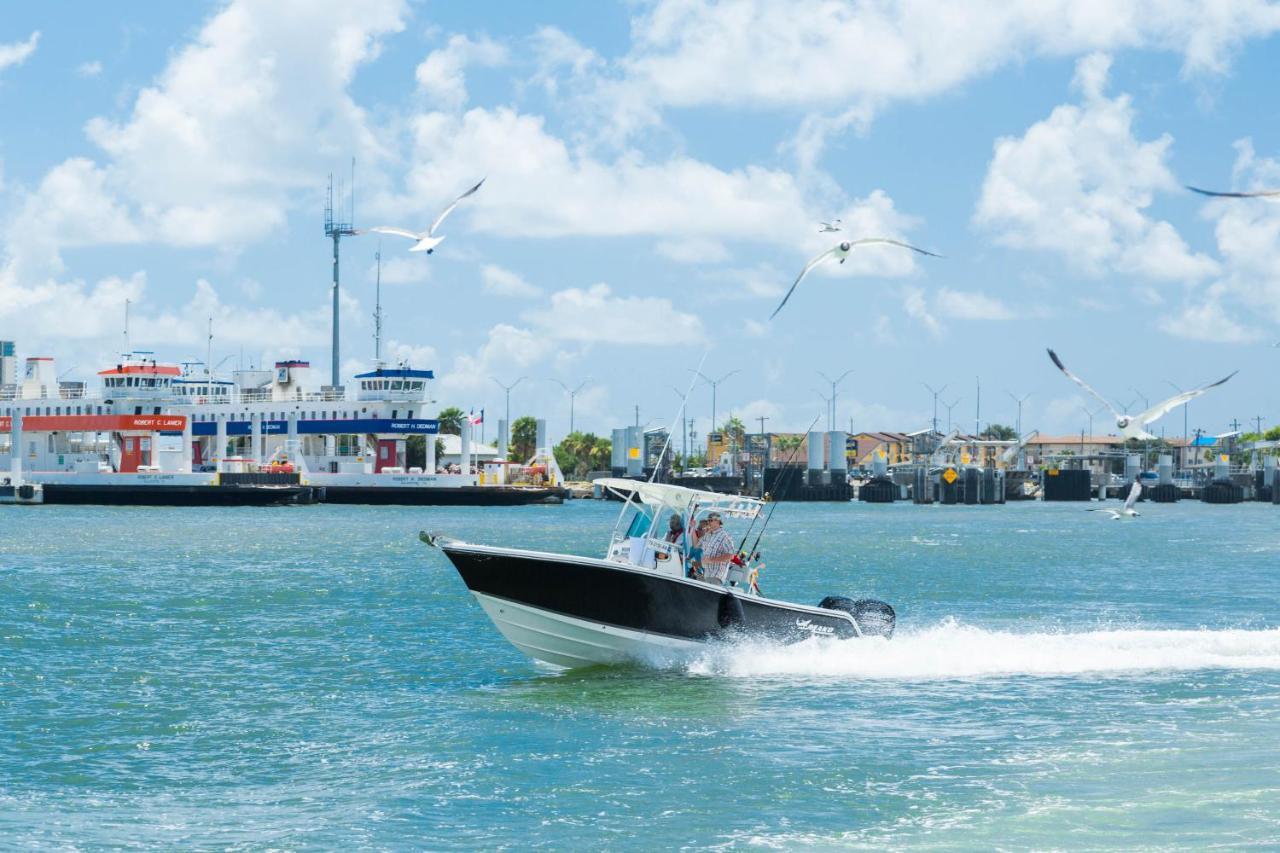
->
<box><xmin>3</xmin><ymin>500</ymin><xmax>1279</xmax><ymax>848</ymax></box>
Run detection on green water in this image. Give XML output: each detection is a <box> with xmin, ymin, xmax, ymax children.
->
<box><xmin>2</xmin><ymin>500</ymin><xmax>1278</xmax><ymax>848</ymax></box>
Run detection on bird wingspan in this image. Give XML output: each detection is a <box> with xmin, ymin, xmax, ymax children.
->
<box><xmin>1187</xmin><ymin>185</ymin><xmax>1280</xmax><ymax>199</ymax></box>
<box><xmin>1136</xmin><ymin>370</ymin><xmax>1238</xmax><ymax>425</ymax></box>
<box><xmin>369</xmin><ymin>226</ymin><xmax>423</xmax><ymax>241</ymax></box>
<box><xmin>1124</xmin><ymin>479</ymin><xmax>1142</xmax><ymax>511</ymax></box>
<box><xmin>428</xmin><ymin>177</ymin><xmax>486</xmax><ymax>236</ymax></box>
<box><xmin>770</xmin><ymin>245</ymin><xmax>841</xmax><ymax>320</ymax></box>
<box><xmin>848</xmin><ymin>237</ymin><xmax>943</xmax><ymax>257</ymax></box>
<box><xmin>1045</xmin><ymin>349</ymin><xmax>1121</xmax><ymax>420</ymax></box>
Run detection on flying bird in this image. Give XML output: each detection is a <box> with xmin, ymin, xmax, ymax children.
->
<box><xmin>1046</xmin><ymin>348</ymin><xmax>1238</xmax><ymax>440</ymax></box>
<box><xmin>1089</xmin><ymin>479</ymin><xmax>1142</xmax><ymax>520</ymax></box>
<box><xmin>369</xmin><ymin>178</ymin><xmax>485</xmax><ymax>253</ymax></box>
<box><xmin>770</xmin><ymin>238</ymin><xmax>941</xmax><ymax>320</ymax></box>
<box><xmin>819</xmin><ymin>219</ymin><xmax>842</xmax><ymax>232</ymax></box>
<box><xmin>1186</xmin><ymin>185</ymin><xmax>1280</xmax><ymax>201</ymax></box>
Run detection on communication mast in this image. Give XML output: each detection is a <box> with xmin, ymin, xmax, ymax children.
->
<box><xmin>324</xmin><ymin>158</ymin><xmax>357</xmax><ymax>388</ymax></box>
<box><xmin>373</xmin><ymin>244</ymin><xmax>383</xmax><ymax>366</ymax></box>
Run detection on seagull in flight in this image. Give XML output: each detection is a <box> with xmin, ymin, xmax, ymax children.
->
<box><xmin>1046</xmin><ymin>348</ymin><xmax>1238</xmax><ymax>440</ymax></box>
<box><xmin>819</xmin><ymin>219</ymin><xmax>842</xmax><ymax>232</ymax></box>
<box><xmin>369</xmin><ymin>178</ymin><xmax>485</xmax><ymax>253</ymax></box>
<box><xmin>770</xmin><ymin>238</ymin><xmax>941</xmax><ymax>320</ymax></box>
<box><xmin>1089</xmin><ymin>479</ymin><xmax>1142</xmax><ymax>519</ymax></box>
<box><xmin>1186</xmin><ymin>185</ymin><xmax>1280</xmax><ymax>201</ymax></box>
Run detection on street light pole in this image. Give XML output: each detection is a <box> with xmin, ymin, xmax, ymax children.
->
<box><xmin>942</xmin><ymin>397</ymin><xmax>962</xmax><ymax>434</ymax></box>
<box><xmin>922</xmin><ymin>382</ymin><xmax>947</xmax><ymax>434</ymax></box>
<box><xmin>690</xmin><ymin>368</ymin><xmax>741</xmax><ymax>433</ymax></box>
<box><xmin>491</xmin><ymin>375</ymin><xmax>528</xmax><ymax>451</ymax></box>
<box><xmin>547</xmin><ymin>377</ymin><xmax>589</xmax><ymax>438</ymax></box>
<box><xmin>817</xmin><ymin>369</ymin><xmax>853</xmax><ymax>431</ymax></box>
<box><xmin>1006</xmin><ymin>390</ymin><xmax>1032</xmax><ymax>438</ymax></box>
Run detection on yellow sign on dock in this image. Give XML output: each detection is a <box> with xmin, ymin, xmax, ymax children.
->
<box><xmin>942</xmin><ymin>468</ymin><xmax>958</xmax><ymax>484</ymax></box>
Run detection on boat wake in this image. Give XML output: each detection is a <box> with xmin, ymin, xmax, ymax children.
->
<box><xmin>681</xmin><ymin>618</ymin><xmax>1280</xmax><ymax>680</ymax></box>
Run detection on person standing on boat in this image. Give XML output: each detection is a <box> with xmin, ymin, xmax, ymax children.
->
<box><xmin>693</xmin><ymin>512</ymin><xmax>735</xmax><ymax>583</ymax></box>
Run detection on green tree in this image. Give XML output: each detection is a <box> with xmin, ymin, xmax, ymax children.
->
<box><xmin>720</xmin><ymin>416</ymin><xmax>746</xmax><ymax>446</ymax></box>
<box><xmin>436</xmin><ymin>407</ymin><xmax>465</xmax><ymax>435</ymax></box>
<box><xmin>405</xmin><ymin>435</ymin><xmax>446</xmax><ymax>470</ymax></box>
<box><xmin>980</xmin><ymin>424</ymin><xmax>1017</xmax><ymax>441</ymax></box>
<box><xmin>509</xmin><ymin>415</ymin><xmax>538</xmax><ymax>461</ymax></box>
<box><xmin>554</xmin><ymin>431</ymin><xmax>612</xmax><ymax>477</ymax></box>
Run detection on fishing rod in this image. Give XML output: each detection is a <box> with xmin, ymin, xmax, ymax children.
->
<box><xmin>737</xmin><ymin>413</ymin><xmax>823</xmax><ymax>556</ymax></box>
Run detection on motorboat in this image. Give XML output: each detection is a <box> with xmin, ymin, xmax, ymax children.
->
<box><xmin>420</xmin><ymin>477</ymin><xmax>894</xmax><ymax>668</ymax></box>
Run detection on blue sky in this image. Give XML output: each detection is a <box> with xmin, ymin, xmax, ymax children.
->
<box><xmin>2</xmin><ymin>1</ymin><xmax>1279</xmax><ymax>443</ymax></box>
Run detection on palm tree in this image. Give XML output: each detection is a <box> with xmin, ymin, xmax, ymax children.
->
<box><xmin>510</xmin><ymin>415</ymin><xmax>538</xmax><ymax>461</ymax></box>
<box><xmin>436</xmin><ymin>406</ymin><xmax>465</xmax><ymax>435</ymax></box>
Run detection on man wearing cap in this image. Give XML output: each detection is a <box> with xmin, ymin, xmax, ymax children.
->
<box><xmin>692</xmin><ymin>512</ymin><xmax>735</xmax><ymax>583</ymax></box>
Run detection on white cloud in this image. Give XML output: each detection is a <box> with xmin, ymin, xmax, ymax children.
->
<box><xmin>380</xmin><ymin>106</ymin><xmax>929</xmax><ymax>260</ymax></box>
<box><xmin>415</xmin><ymin>34</ymin><xmax>507</xmax><ymax>109</ymax></box>
<box><xmin>528</xmin><ymin>27</ymin><xmax>601</xmax><ymax>98</ymax></box>
<box><xmin>902</xmin><ymin>286</ymin><xmax>941</xmax><ymax>337</ymax></box>
<box><xmin>481</xmin><ymin>263</ymin><xmax>540</xmax><ymax>297</ymax></box>
<box><xmin>79</xmin><ymin>0</ymin><xmax>406</xmax><ymax>249</ymax></box>
<box><xmin>1158</xmin><ymin>294</ymin><xmax>1262</xmax><ymax>343</ymax></box>
<box><xmin>974</xmin><ymin>53</ymin><xmax>1218</xmax><ymax>283</ymax></box>
<box><xmin>654</xmin><ymin>237</ymin><xmax>730</xmax><ymax>264</ymax></box>
<box><xmin>0</xmin><ymin>31</ymin><xmax>39</xmax><ymax>72</ymax></box>
<box><xmin>601</xmin><ymin>1</ymin><xmax>1280</xmax><ymax>138</ymax></box>
<box><xmin>76</xmin><ymin>60</ymin><xmax>103</xmax><ymax>78</ymax></box>
<box><xmin>374</xmin><ymin>255</ymin><xmax>432</xmax><ymax>285</ymax></box>
<box><xmin>934</xmin><ymin>288</ymin><xmax>1015</xmax><ymax>321</ymax></box>
<box><xmin>524</xmin><ymin>282</ymin><xmax>704</xmax><ymax>346</ymax></box>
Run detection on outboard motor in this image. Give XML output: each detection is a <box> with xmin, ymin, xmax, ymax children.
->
<box><xmin>819</xmin><ymin>596</ymin><xmax>896</xmax><ymax>638</ymax></box>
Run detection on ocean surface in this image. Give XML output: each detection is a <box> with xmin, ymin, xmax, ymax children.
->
<box><xmin>3</xmin><ymin>499</ymin><xmax>1279</xmax><ymax>849</ymax></box>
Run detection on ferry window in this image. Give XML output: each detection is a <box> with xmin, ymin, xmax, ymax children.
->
<box><xmin>154</xmin><ymin>407</ymin><xmax>161</xmax><ymax>415</ymax></box>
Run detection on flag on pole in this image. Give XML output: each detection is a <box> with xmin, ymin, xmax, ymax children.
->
<box><xmin>469</xmin><ymin>409</ymin><xmax>484</xmax><ymax>426</ymax></box>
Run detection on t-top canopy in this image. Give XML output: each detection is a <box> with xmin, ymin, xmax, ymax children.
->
<box><xmin>595</xmin><ymin>477</ymin><xmax>762</xmax><ymax>518</ymax></box>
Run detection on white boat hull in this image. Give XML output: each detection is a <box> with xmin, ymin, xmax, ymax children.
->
<box><xmin>473</xmin><ymin>592</ymin><xmax>702</xmax><ymax>668</ymax></box>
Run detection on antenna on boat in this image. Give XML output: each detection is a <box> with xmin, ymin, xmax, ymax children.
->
<box><xmin>373</xmin><ymin>243</ymin><xmax>383</xmax><ymax>366</ymax></box>
<box><xmin>123</xmin><ymin>298</ymin><xmax>131</xmax><ymax>355</ymax></box>
<box><xmin>206</xmin><ymin>317</ymin><xmax>213</xmax><ymax>379</ymax></box>
<box><xmin>738</xmin><ymin>413</ymin><xmax>822</xmax><ymax>558</ymax></box>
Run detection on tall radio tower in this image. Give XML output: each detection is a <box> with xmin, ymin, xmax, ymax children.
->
<box><xmin>324</xmin><ymin>159</ymin><xmax>357</xmax><ymax>388</ymax></box>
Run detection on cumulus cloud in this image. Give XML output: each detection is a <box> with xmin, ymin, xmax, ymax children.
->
<box><xmin>76</xmin><ymin>60</ymin><xmax>103</xmax><ymax>78</ymax></box>
<box><xmin>974</xmin><ymin>53</ymin><xmax>1217</xmax><ymax>284</ymax></box>
<box><xmin>601</xmin><ymin>1</ymin><xmax>1280</xmax><ymax>138</ymax></box>
<box><xmin>78</xmin><ymin>0</ymin><xmax>406</xmax><ymax>250</ymax></box>
<box><xmin>0</xmin><ymin>31</ymin><xmax>39</xmax><ymax>72</ymax></box>
<box><xmin>415</xmin><ymin>34</ymin><xmax>507</xmax><ymax>109</ymax></box>
<box><xmin>524</xmin><ymin>282</ymin><xmax>703</xmax><ymax>346</ymax></box>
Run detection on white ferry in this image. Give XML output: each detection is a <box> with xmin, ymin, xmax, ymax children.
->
<box><xmin>1</xmin><ymin>348</ymin><xmax>564</xmax><ymax>506</ymax></box>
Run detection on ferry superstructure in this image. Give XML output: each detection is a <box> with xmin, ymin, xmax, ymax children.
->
<box><xmin>1</xmin><ymin>349</ymin><xmax>564</xmax><ymax>505</ymax></box>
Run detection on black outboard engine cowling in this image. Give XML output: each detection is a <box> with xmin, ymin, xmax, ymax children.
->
<box><xmin>818</xmin><ymin>596</ymin><xmax>896</xmax><ymax>638</ymax></box>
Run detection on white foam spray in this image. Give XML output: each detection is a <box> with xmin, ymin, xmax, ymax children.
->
<box><xmin>683</xmin><ymin>619</ymin><xmax>1280</xmax><ymax>680</ymax></box>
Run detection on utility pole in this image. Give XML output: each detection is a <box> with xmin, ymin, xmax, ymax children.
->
<box><xmin>817</xmin><ymin>369</ymin><xmax>853</xmax><ymax>431</ymax></box>
<box><xmin>690</xmin><ymin>368</ymin><xmax>740</xmax><ymax>433</ymax></box>
<box><xmin>1230</xmin><ymin>417</ymin><xmax>1242</xmax><ymax>433</ymax></box>
<box><xmin>923</xmin><ymin>382</ymin><xmax>947</xmax><ymax>434</ymax></box>
<box><xmin>635</xmin><ymin>404</ymin><xmax>640</xmax><ymax>428</ymax></box>
<box><xmin>1253</xmin><ymin>415</ymin><xmax>1265</xmax><ymax>435</ymax></box>
<box><xmin>975</xmin><ymin>376</ymin><xmax>981</xmax><ymax>438</ymax></box>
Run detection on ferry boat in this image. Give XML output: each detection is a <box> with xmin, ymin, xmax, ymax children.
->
<box><xmin>0</xmin><ymin>347</ymin><xmax>564</xmax><ymax>506</ymax></box>
<box><xmin>422</xmin><ymin>478</ymin><xmax>894</xmax><ymax>668</ymax></box>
